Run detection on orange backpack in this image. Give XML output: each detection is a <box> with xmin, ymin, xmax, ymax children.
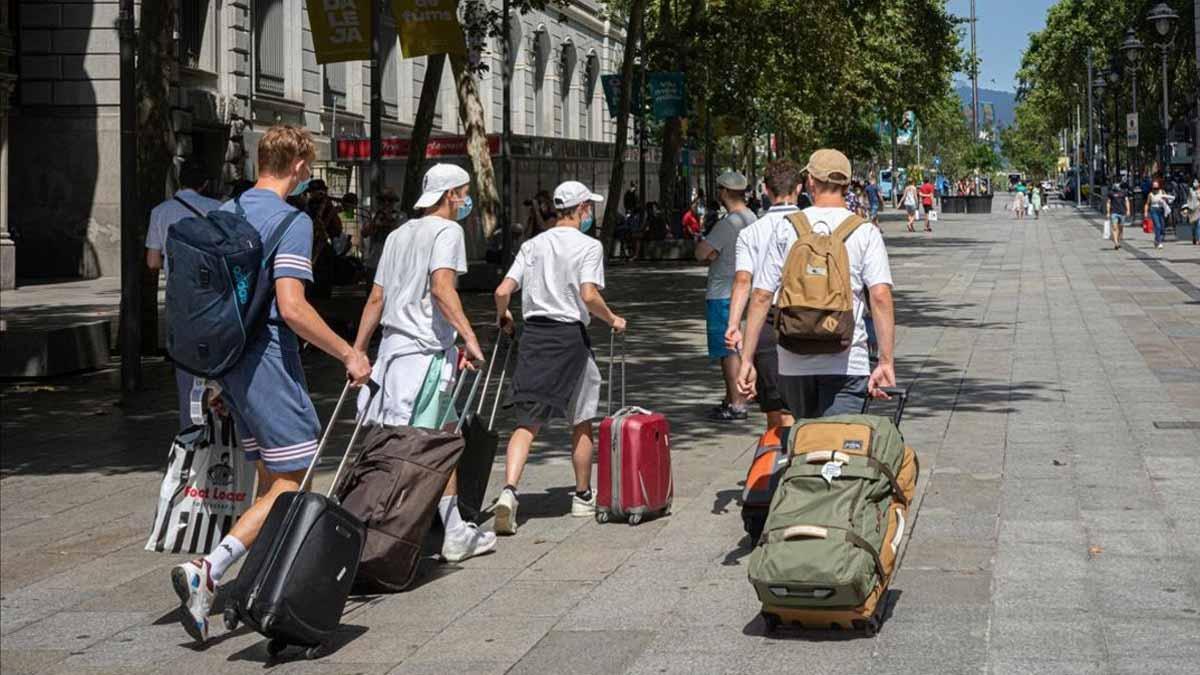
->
<box><xmin>775</xmin><ymin>212</ymin><xmax>864</xmax><ymax>354</ymax></box>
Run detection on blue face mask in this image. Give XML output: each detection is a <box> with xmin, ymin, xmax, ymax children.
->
<box><xmin>288</xmin><ymin>178</ymin><xmax>311</xmax><ymax>197</ymax></box>
<box><xmin>580</xmin><ymin>213</ymin><xmax>594</xmax><ymax>233</ymax></box>
<box><xmin>456</xmin><ymin>195</ymin><xmax>474</xmax><ymax>221</ymax></box>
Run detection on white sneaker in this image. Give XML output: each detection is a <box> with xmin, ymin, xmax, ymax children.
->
<box><xmin>171</xmin><ymin>560</ymin><xmax>215</xmax><ymax>643</ymax></box>
<box><xmin>493</xmin><ymin>489</ymin><xmax>519</xmax><ymax>535</ymax></box>
<box><xmin>1157</xmin><ymin>243</ymin><xmax>1164</xmax><ymax>249</ymax></box>
<box><xmin>571</xmin><ymin>491</ymin><xmax>597</xmax><ymax>517</ymax></box>
<box><xmin>441</xmin><ymin>523</ymin><xmax>498</xmax><ymax>562</ymax></box>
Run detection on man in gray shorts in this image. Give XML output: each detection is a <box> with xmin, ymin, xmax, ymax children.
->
<box><xmin>491</xmin><ymin>180</ymin><xmax>626</xmax><ymax>535</ymax></box>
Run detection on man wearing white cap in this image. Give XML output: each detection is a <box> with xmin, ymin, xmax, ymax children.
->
<box><xmin>352</xmin><ymin>163</ymin><xmax>495</xmax><ymax>562</ymax></box>
<box><xmin>695</xmin><ymin>170</ymin><xmax>756</xmax><ymax>421</ymax></box>
<box><xmin>492</xmin><ymin>180</ymin><xmax>626</xmax><ymax>535</ymax></box>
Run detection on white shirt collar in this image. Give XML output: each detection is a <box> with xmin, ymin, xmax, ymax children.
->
<box><xmin>767</xmin><ymin>204</ymin><xmax>799</xmax><ymax>213</ymax></box>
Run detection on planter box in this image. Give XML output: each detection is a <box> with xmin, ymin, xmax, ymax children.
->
<box><xmin>966</xmin><ymin>195</ymin><xmax>994</xmax><ymax>214</ymax></box>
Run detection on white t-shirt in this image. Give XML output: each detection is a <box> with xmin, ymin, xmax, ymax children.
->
<box><xmin>705</xmin><ymin>208</ymin><xmax>755</xmax><ymax>300</ymax></box>
<box><xmin>145</xmin><ymin>189</ymin><xmax>223</xmax><ymax>275</ymax></box>
<box><xmin>735</xmin><ymin>204</ymin><xmax>800</xmax><ymax>276</ymax></box>
<box><xmin>374</xmin><ymin>215</ymin><xmax>468</xmax><ymax>355</ymax></box>
<box><xmin>753</xmin><ymin>206</ymin><xmax>893</xmax><ymax>377</ymax></box>
<box><xmin>505</xmin><ymin>226</ymin><xmax>605</xmax><ymax>325</ymax></box>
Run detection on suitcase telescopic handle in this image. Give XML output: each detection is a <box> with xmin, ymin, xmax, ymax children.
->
<box><xmin>606</xmin><ymin>330</ymin><xmax>627</xmax><ymax>415</ymax></box>
<box><xmin>302</xmin><ymin>379</ymin><xmax>380</xmax><ymax>496</ymax></box>
<box><xmin>475</xmin><ymin>332</ymin><xmax>515</xmax><ymax>431</ymax></box>
<box><xmin>860</xmin><ymin>385</ymin><xmax>910</xmax><ymax>427</ymax></box>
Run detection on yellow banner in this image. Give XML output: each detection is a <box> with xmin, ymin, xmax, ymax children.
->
<box><xmin>392</xmin><ymin>0</ymin><xmax>466</xmax><ymax>59</ymax></box>
<box><xmin>308</xmin><ymin>0</ymin><xmax>372</xmax><ymax>64</ymax></box>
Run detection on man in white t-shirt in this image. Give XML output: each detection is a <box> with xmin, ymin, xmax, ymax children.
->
<box><xmin>722</xmin><ymin>160</ymin><xmax>804</xmax><ymax>431</ymax></box>
<box><xmin>144</xmin><ymin>162</ymin><xmax>223</xmax><ymax>430</ymax></box>
<box><xmin>492</xmin><ymin>181</ymin><xmax>626</xmax><ymax>536</ymax></box>
<box><xmin>352</xmin><ymin>163</ymin><xmax>494</xmax><ymax>563</ymax></box>
<box><xmin>695</xmin><ymin>170</ymin><xmax>755</xmax><ymax>421</ymax></box>
<box><xmin>737</xmin><ymin>149</ymin><xmax>896</xmax><ymax>417</ymax></box>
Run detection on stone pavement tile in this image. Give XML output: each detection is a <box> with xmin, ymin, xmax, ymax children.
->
<box><xmin>0</xmin><ymin>649</ymin><xmax>71</xmax><ymax>675</ymax></box>
<box><xmin>990</xmin><ymin>657</ymin><xmax>1107</xmax><ymax>675</ymax></box>
<box><xmin>910</xmin><ymin>509</ymin><xmax>998</xmax><ymax>542</ymax></box>
<box><xmin>74</xmin><ymin>567</ymin><xmax>180</xmax><ymax>613</ymax></box>
<box><xmin>920</xmin><ymin>474</ymin><xmax>1001</xmax><ymax>514</ymax></box>
<box><xmin>872</xmin><ymin>607</ymin><xmax>988</xmax><ymax>661</ymax></box>
<box><xmin>624</xmin><ymin>648</ymin><xmax>865</xmax><ymax>675</ymax></box>
<box><xmin>1102</xmin><ymin>616</ymin><xmax>1200</xmax><ymax>659</ymax></box>
<box><xmin>387</xmin><ymin>659</ymin><xmax>512</xmax><ymax>675</ymax></box>
<box><xmin>512</xmin><ymin>542</ymin><xmax>636</xmax><ymax>582</ymax></box>
<box><xmin>993</xmin><ymin>575</ymin><xmax>1091</xmax><ymax>613</ymax></box>
<box><xmin>344</xmin><ymin>567</ymin><xmax>519</xmax><ymax>629</ymax></box>
<box><xmin>401</xmin><ymin>615</ymin><xmax>556</xmax><ymax>665</ymax></box>
<box><xmin>1081</xmin><ymin>509</ymin><xmax>1172</xmax><ymax>533</ymax></box>
<box><xmin>659</xmin><ymin>574</ymin><xmax>762</xmax><ymax>629</ymax></box>
<box><xmin>886</xmin><ymin>569</ymin><xmax>993</xmax><ymax>609</ymax></box>
<box><xmin>472</xmin><ymin>580</ymin><xmax>597</xmax><ymax>618</ymax></box>
<box><xmin>507</xmin><ymin>629</ymin><xmax>654</xmax><ymax>675</ymax></box>
<box><xmin>1001</xmin><ymin>493</ymin><xmax>1080</xmax><ymax>521</ymax></box>
<box><xmin>2</xmin><ymin>611</ymin><xmax>148</xmax><ymax>651</ymax></box>
<box><xmin>998</xmin><ymin>520</ymin><xmax>1086</xmax><ymax>546</ymax></box>
<box><xmin>314</xmin><ymin>625</ymin><xmax>435</xmax><ymax>664</ymax></box>
<box><xmin>555</xmin><ymin>560</ymin><xmax>710</xmax><ymax>632</ymax></box>
<box><xmin>1112</xmin><ymin>658</ymin><xmax>1200</xmax><ymax>675</ymax></box>
<box><xmin>988</xmin><ymin>611</ymin><xmax>1105</xmax><ymax>660</ymax></box>
<box><xmin>1088</xmin><ymin>557</ymin><xmax>1200</xmax><ymax>615</ymax></box>
<box><xmin>902</xmin><ymin>539</ymin><xmax>993</xmax><ymax>573</ymax></box>
<box><xmin>1083</xmin><ymin>528</ymin><xmax>1178</xmax><ymax>558</ymax></box>
<box><xmin>54</xmin><ymin>621</ymin><xmax>203</xmax><ymax>670</ymax></box>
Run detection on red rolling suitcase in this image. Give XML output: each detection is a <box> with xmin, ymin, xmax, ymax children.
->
<box><xmin>596</xmin><ymin>333</ymin><xmax>672</xmax><ymax>525</ymax></box>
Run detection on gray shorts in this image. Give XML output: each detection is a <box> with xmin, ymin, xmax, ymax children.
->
<box><xmin>514</xmin><ymin>357</ymin><xmax>602</xmax><ymax>428</ymax></box>
<box><xmin>777</xmin><ymin>374</ymin><xmax>868</xmax><ymax>421</ymax></box>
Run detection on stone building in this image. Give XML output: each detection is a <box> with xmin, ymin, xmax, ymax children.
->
<box><xmin>5</xmin><ymin>1</ymin><xmax>640</xmax><ymax>283</ymax></box>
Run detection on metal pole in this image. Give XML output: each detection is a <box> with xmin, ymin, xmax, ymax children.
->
<box><xmin>1114</xmin><ymin>85</ymin><xmax>1120</xmax><ymax>181</ymax></box>
<box><xmin>1131</xmin><ymin>70</ymin><xmax>1138</xmax><ymax>183</ymax></box>
<box><xmin>369</xmin><ymin>0</ymin><xmax>383</xmax><ymax>208</ymax></box>
<box><xmin>500</xmin><ymin>0</ymin><xmax>513</xmax><ymax>267</ymax></box>
<box><xmin>1076</xmin><ymin>103</ymin><xmax>1082</xmax><ymax>207</ymax></box>
<box><xmin>1160</xmin><ymin>46</ymin><xmax>1170</xmax><ymax>175</ymax></box>
<box><xmin>970</xmin><ymin>0</ymin><xmax>979</xmax><ymax>145</ymax></box>
<box><xmin>118</xmin><ymin>0</ymin><xmax>141</xmax><ymax>395</ymax></box>
<box><xmin>638</xmin><ymin>52</ymin><xmax>646</xmax><ymax>214</ymax></box>
<box><xmin>1087</xmin><ymin>50</ymin><xmax>1095</xmax><ymax>206</ymax></box>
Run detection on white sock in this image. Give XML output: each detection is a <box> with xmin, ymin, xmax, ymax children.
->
<box><xmin>439</xmin><ymin>495</ymin><xmax>465</xmax><ymax>533</ymax></box>
<box><xmin>204</xmin><ymin>535</ymin><xmax>246</xmax><ymax>582</ymax></box>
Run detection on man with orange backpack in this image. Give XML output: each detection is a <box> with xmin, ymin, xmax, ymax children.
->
<box><xmin>736</xmin><ymin>149</ymin><xmax>896</xmax><ymax>417</ymax></box>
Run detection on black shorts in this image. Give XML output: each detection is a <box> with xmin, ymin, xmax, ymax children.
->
<box><xmin>753</xmin><ymin>320</ymin><xmax>788</xmax><ymax>414</ymax></box>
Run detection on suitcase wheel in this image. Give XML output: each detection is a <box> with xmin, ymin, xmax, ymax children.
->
<box><xmin>628</xmin><ymin>513</ymin><xmax>643</xmax><ymax>526</ymax></box>
<box><xmin>222</xmin><ymin>607</ymin><xmax>239</xmax><ymax>631</ymax></box>
<box><xmin>305</xmin><ymin>645</ymin><xmax>325</xmax><ymax>660</ymax></box>
<box><xmin>761</xmin><ymin>612</ymin><xmax>781</xmax><ymax>634</ymax></box>
<box><xmin>852</xmin><ymin>618</ymin><xmax>880</xmax><ymax>636</ymax></box>
<box><xmin>595</xmin><ymin>511</ymin><xmax>611</xmax><ymax>524</ymax></box>
<box><xmin>266</xmin><ymin>638</ymin><xmax>288</xmax><ymax>658</ymax></box>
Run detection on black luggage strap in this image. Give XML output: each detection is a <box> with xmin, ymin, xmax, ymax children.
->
<box><xmin>174</xmin><ymin>195</ymin><xmax>207</xmax><ymax>218</ymax></box>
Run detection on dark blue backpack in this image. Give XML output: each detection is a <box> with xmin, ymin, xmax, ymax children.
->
<box><xmin>165</xmin><ymin>197</ymin><xmax>300</xmax><ymax>378</ymax></box>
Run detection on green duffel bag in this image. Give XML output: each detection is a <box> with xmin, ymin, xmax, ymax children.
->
<box><xmin>747</xmin><ymin>414</ymin><xmax>918</xmax><ymax>629</ymax></box>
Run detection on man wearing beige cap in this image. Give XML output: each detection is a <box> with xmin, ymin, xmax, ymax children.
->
<box><xmin>737</xmin><ymin>149</ymin><xmax>896</xmax><ymax>418</ymax></box>
<box><xmin>695</xmin><ymin>171</ymin><xmax>756</xmax><ymax>420</ymax></box>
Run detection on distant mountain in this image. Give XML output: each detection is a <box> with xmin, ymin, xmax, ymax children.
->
<box><xmin>955</xmin><ymin>85</ymin><xmax>1017</xmax><ymax>131</ymax></box>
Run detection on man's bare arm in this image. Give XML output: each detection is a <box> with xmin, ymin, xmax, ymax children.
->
<box><xmin>431</xmin><ymin>268</ymin><xmax>483</xmax><ymax>363</ymax></box>
<box><xmin>276</xmin><ymin>278</ymin><xmax>371</xmax><ymax>383</ymax></box>
<box><xmin>353</xmin><ymin>284</ymin><xmax>385</xmax><ymax>353</ymax></box>
<box><xmin>581</xmin><ymin>283</ymin><xmax>625</xmax><ymax>332</ymax></box>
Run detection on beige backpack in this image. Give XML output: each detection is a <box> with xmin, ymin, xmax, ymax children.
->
<box><xmin>775</xmin><ymin>212</ymin><xmax>864</xmax><ymax>354</ymax></box>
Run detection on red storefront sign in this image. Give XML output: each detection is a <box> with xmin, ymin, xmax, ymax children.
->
<box><xmin>335</xmin><ymin>135</ymin><xmax>500</xmax><ymax>161</ymax></box>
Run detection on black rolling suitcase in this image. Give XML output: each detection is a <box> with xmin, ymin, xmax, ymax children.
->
<box><xmin>222</xmin><ymin>381</ymin><xmax>375</xmax><ymax>660</ymax></box>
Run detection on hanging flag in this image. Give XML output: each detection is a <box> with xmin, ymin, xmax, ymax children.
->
<box><xmin>392</xmin><ymin>0</ymin><xmax>466</xmax><ymax>58</ymax></box>
<box><xmin>308</xmin><ymin>0</ymin><xmax>373</xmax><ymax>64</ymax></box>
<box><xmin>648</xmin><ymin>72</ymin><xmax>686</xmax><ymax>120</ymax></box>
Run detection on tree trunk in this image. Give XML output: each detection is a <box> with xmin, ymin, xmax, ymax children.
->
<box><xmin>657</xmin><ymin>117</ymin><xmax>684</xmax><ymax>215</ymax></box>
<box><xmin>601</xmin><ymin>0</ymin><xmax>646</xmax><ymax>246</ymax></box>
<box><xmin>450</xmin><ymin>53</ymin><xmax>500</xmax><ymax>239</ymax></box>
<box><xmin>401</xmin><ymin>54</ymin><xmax>446</xmax><ymax>214</ymax></box>
<box><xmin>135</xmin><ymin>1</ymin><xmax>177</xmax><ymax>355</ymax></box>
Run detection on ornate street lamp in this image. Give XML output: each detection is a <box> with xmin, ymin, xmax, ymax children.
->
<box><xmin>1121</xmin><ymin>30</ymin><xmax>1144</xmax><ymax>182</ymax></box>
<box><xmin>1145</xmin><ymin>2</ymin><xmax>1179</xmax><ymax>175</ymax></box>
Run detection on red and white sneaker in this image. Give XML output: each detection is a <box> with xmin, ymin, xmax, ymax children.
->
<box><xmin>171</xmin><ymin>559</ymin><xmax>215</xmax><ymax>643</ymax></box>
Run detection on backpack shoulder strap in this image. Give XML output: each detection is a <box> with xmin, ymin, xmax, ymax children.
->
<box><xmin>833</xmin><ymin>214</ymin><xmax>866</xmax><ymax>243</ymax></box>
<box><xmin>786</xmin><ymin>211</ymin><xmax>812</xmax><ymax>238</ymax></box>
<box><xmin>260</xmin><ymin>210</ymin><xmax>303</xmax><ymax>270</ymax></box>
<box><xmin>174</xmin><ymin>195</ymin><xmax>206</xmax><ymax>219</ymax></box>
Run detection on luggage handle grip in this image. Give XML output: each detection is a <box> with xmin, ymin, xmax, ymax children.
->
<box><xmin>781</xmin><ymin>525</ymin><xmax>829</xmax><ymax>541</ymax></box>
<box><xmin>861</xmin><ymin>384</ymin><xmax>910</xmax><ymax>427</ymax></box>
<box><xmin>802</xmin><ymin>450</ymin><xmax>851</xmax><ymax>464</ymax></box>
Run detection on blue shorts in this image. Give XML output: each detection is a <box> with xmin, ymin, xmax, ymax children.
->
<box><xmin>219</xmin><ymin>338</ymin><xmax>321</xmax><ymax>474</ymax></box>
<box><xmin>869</xmin><ymin>204</ymin><xmax>879</xmax><ymax>219</ymax></box>
<box><xmin>706</xmin><ymin>298</ymin><xmax>734</xmax><ymax>359</ymax></box>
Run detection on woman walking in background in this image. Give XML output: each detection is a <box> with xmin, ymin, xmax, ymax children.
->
<box><xmin>1030</xmin><ymin>185</ymin><xmax>1042</xmax><ymax>220</ymax></box>
<box><xmin>1143</xmin><ymin>180</ymin><xmax>1173</xmax><ymax>249</ymax></box>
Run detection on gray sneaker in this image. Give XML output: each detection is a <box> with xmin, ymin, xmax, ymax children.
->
<box><xmin>493</xmin><ymin>488</ymin><xmax>519</xmax><ymax>535</ymax></box>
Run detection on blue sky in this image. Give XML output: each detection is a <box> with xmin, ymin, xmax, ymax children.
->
<box><xmin>947</xmin><ymin>0</ymin><xmax>1058</xmax><ymax>92</ymax></box>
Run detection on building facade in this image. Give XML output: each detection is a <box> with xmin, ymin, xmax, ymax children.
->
<box><xmin>7</xmin><ymin>0</ymin><xmax>632</xmax><ymax>281</ymax></box>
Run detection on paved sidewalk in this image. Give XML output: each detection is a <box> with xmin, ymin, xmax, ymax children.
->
<box><xmin>2</xmin><ymin>203</ymin><xmax>1198</xmax><ymax>674</ymax></box>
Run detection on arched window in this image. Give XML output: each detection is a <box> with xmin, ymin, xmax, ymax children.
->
<box><xmin>531</xmin><ymin>27</ymin><xmax>550</xmax><ymax>137</ymax></box>
<box><xmin>582</xmin><ymin>51</ymin><xmax>599</xmax><ymax>141</ymax></box>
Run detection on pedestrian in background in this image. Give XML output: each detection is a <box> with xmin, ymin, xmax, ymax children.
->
<box><xmin>145</xmin><ymin>162</ymin><xmax>222</xmax><ymax>430</ymax></box>
<box><xmin>901</xmin><ymin>178</ymin><xmax>919</xmax><ymax>232</ymax></box>
<box><xmin>682</xmin><ymin>199</ymin><xmax>703</xmax><ymax>240</ymax></box>
<box><xmin>1186</xmin><ymin>179</ymin><xmax>1199</xmax><ymax>245</ymax></box>
<box><xmin>363</xmin><ymin>189</ymin><xmax>401</xmax><ymax>277</ymax></box>
<box><xmin>695</xmin><ymin>171</ymin><xmax>755</xmax><ymax>421</ymax></box>
<box><xmin>1144</xmin><ymin>180</ymin><xmax>1173</xmax><ymax>249</ymax></box>
<box><xmin>919</xmin><ymin>176</ymin><xmax>935</xmax><ymax>232</ymax></box>
<box><xmin>1030</xmin><ymin>185</ymin><xmax>1042</xmax><ymax>220</ymax></box>
<box><xmin>1106</xmin><ymin>182</ymin><xmax>1130</xmax><ymax>250</ymax></box>
<box><xmin>865</xmin><ymin>174</ymin><xmax>883</xmax><ymax>227</ymax></box>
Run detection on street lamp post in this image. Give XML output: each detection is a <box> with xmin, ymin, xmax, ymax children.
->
<box><xmin>1121</xmin><ymin>29</ymin><xmax>1143</xmax><ymax>183</ymax></box>
<box><xmin>1107</xmin><ymin>57</ymin><xmax>1121</xmax><ymax>180</ymax></box>
<box><xmin>1146</xmin><ymin>2</ymin><xmax>1179</xmax><ymax>177</ymax></box>
<box><xmin>1094</xmin><ymin>72</ymin><xmax>1107</xmax><ymax>189</ymax></box>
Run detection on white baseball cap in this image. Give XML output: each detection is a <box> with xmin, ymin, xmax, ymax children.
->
<box><xmin>553</xmin><ymin>181</ymin><xmax>604</xmax><ymax>209</ymax></box>
<box><xmin>414</xmin><ymin>163</ymin><xmax>471</xmax><ymax>209</ymax></box>
<box><xmin>716</xmin><ymin>171</ymin><xmax>748</xmax><ymax>191</ymax></box>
